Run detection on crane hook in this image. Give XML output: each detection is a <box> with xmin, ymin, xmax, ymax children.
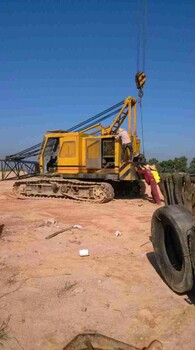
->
<box><xmin>135</xmin><ymin>71</ymin><xmax>146</xmax><ymax>98</ymax></box>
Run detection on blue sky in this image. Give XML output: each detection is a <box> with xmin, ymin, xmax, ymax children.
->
<box><xmin>0</xmin><ymin>0</ymin><xmax>194</xmax><ymax>160</ymax></box>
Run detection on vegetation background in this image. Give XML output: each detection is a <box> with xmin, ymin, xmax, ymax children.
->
<box><xmin>148</xmin><ymin>157</ymin><xmax>195</xmax><ymax>174</ymax></box>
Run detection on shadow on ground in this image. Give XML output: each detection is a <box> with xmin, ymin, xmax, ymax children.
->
<box><xmin>146</xmin><ymin>252</ymin><xmax>165</xmax><ymax>281</ymax></box>
<box><xmin>0</xmin><ymin>224</ymin><xmax>5</xmax><ymax>237</ymax></box>
<box><xmin>185</xmin><ymin>284</ymin><xmax>195</xmax><ymax>305</ymax></box>
<box><xmin>147</xmin><ymin>251</ymin><xmax>195</xmax><ymax>305</ymax></box>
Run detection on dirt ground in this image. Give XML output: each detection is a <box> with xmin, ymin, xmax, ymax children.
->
<box><xmin>0</xmin><ymin>181</ymin><xmax>195</xmax><ymax>350</ymax></box>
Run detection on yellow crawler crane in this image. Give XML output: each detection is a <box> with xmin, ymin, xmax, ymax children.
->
<box><xmin>13</xmin><ymin>96</ymin><xmax>145</xmax><ymax>203</ymax></box>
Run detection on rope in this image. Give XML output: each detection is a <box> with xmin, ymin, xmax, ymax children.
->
<box><xmin>136</xmin><ymin>0</ymin><xmax>141</xmax><ymax>72</ymax></box>
<box><xmin>136</xmin><ymin>0</ymin><xmax>147</xmax><ymax>156</ymax></box>
<box><xmin>136</xmin><ymin>0</ymin><xmax>147</xmax><ymax>72</ymax></box>
<box><xmin>67</xmin><ymin>100</ymin><xmax>124</xmax><ymax>132</ymax></box>
<box><xmin>7</xmin><ymin>100</ymin><xmax>124</xmax><ymax>159</ymax></box>
<box><xmin>143</xmin><ymin>0</ymin><xmax>147</xmax><ymax>71</ymax></box>
<box><xmin>76</xmin><ymin>108</ymin><xmax>122</xmax><ymax>131</ymax></box>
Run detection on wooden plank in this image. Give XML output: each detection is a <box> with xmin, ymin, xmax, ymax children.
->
<box><xmin>159</xmin><ymin>174</ymin><xmax>168</xmax><ymax>205</ymax></box>
<box><xmin>173</xmin><ymin>173</ymin><xmax>184</xmax><ymax>205</ymax></box>
<box><xmin>182</xmin><ymin>174</ymin><xmax>193</xmax><ymax>213</ymax></box>
<box><xmin>159</xmin><ymin>173</ymin><xmax>194</xmax><ymax>214</ymax></box>
<box><xmin>191</xmin><ymin>183</ymin><xmax>195</xmax><ymax>217</ymax></box>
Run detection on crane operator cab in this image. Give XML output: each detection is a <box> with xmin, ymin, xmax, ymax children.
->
<box><xmin>42</xmin><ymin>136</ymin><xmax>59</xmax><ymax>173</ymax></box>
<box><xmin>41</xmin><ymin>134</ymin><xmax>117</xmax><ymax>175</ymax></box>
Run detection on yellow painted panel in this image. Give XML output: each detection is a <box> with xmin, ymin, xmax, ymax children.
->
<box><xmin>57</xmin><ymin>134</ymin><xmax>80</xmax><ymax>171</ymax></box>
<box><xmin>119</xmin><ymin>163</ymin><xmax>131</xmax><ymax>181</ymax></box>
<box><xmin>59</xmin><ymin>141</ymin><xmax>76</xmax><ymax>158</ymax></box>
<box><xmin>114</xmin><ymin>141</ymin><xmax>121</xmax><ymax>169</ymax></box>
<box><xmin>87</xmin><ymin>140</ymin><xmax>100</xmax><ymax>159</ymax></box>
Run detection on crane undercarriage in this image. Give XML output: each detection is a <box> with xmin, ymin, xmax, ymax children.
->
<box><xmin>13</xmin><ymin>176</ymin><xmax>145</xmax><ymax>203</ymax></box>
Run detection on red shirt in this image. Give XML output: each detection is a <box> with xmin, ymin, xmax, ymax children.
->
<box><xmin>137</xmin><ymin>168</ymin><xmax>155</xmax><ymax>185</ymax></box>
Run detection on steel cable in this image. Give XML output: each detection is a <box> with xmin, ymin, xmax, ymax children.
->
<box><xmin>139</xmin><ymin>99</ymin><xmax>145</xmax><ymax>155</ymax></box>
<box><xmin>67</xmin><ymin>100</ymin><xmax>124</xmax><ymax>132</ymax></box>
<box><xmin>76</xmin><ymin>108</ymin><xmax>122</xmax><ymax>131</ymax></box>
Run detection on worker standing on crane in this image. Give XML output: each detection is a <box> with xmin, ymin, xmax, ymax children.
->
<box><xmin>115</xmin><ymin>128</ymin><xmax>133</xmax><ymax>163</ymax></box>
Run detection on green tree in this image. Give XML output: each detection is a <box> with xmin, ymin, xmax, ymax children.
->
<box><xmin>188</xmin><ymin>158</ymin><xmax>195</xmax><ymax>174</ymax></box>
<box><xmin>155</xmin><ymin>157</ymin><xmax>187</xmax><ymax>173</ymax></box>
<box><xmin>173</xmin><ymin>156</ymin><xmax>187</xmax><ymax>172</ymax></box>
<box><xmin>159</xmin><ymin>159</ymin><xmax>175</xmax><ymax>173</ymax></box>
<box><xmin>148</xmin><ymin>156</ymin><xmax>189</xmax><ymax>173</ymax></box>
<box><xmin>148</xmin><ymin>158</ymin><xmax>159</xmax><ymax>165</ymax></box>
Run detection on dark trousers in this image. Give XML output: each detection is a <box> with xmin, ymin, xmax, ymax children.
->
<box><xmin>121</xmin><ymin>143</ymin><xmax>133</xmax><ymax>162</ymax></box>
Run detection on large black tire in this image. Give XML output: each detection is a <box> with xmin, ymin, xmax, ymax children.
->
<box><xmin>151</xmin><ymin>205</ymin><xmax>194</xmax><ymax>293</ymax></box>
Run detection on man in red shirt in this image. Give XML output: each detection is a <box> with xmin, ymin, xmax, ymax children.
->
<box><xmin>136</xmin><ymin>164</ymin><xmax>161</xmax><ymax>204</ymax></box>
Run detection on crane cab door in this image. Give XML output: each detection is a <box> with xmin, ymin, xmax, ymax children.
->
<box><xmin>42</xmin><ymin>137</ymin><xmax>59</xmax><ymax>173</ymax></box>
<box><xmin>86</xmin><ymin>138</ymin><xmax>101</xmax><ymax>169</ymax></box>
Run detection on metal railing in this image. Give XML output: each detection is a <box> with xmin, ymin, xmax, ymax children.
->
<box><xmin>0</xmin><ymin>159</ymin><xmax>39</xmax><ymax>180</ymax></box>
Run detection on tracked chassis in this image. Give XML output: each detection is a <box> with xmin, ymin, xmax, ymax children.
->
<box><xmin>13</xmin><ymin>177</ymin><xmax>115</xmax><ymax>203</ymax></box>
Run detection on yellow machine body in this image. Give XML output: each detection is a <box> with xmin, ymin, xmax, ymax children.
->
<box><xmin>39</xmin><ymin>97</ymin><xmax>141</xmax><ymax>182</ymax></box>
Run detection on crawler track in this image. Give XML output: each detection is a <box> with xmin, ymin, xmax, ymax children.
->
<box><xmin>13</xmin><ymin>177</ymin><xmax>114</xmax><ymax>203</ymax></box>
